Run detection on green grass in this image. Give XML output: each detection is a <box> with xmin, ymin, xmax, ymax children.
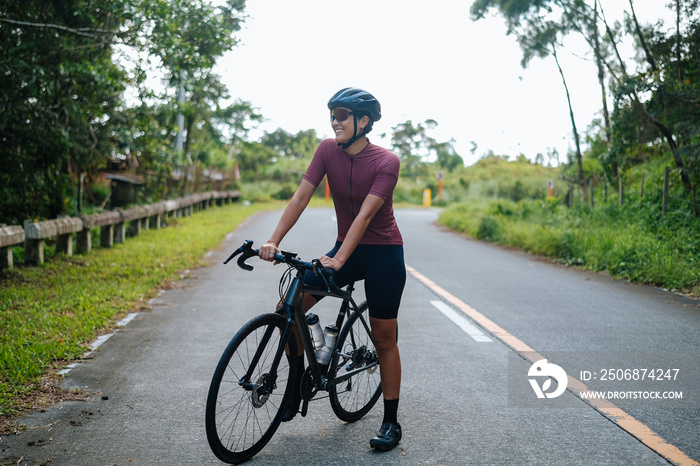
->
<box><xmin>0</xmin><ymin>201</ymin><xmax>279</xmax><ymax>416</ymax></box>
<box><xmin>439</xmin><ymin>199</ymin><xmax>700</xmax><ymax>296</ymax></box>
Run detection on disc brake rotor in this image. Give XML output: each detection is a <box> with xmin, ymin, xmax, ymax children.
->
<box><xmin>251</xmin><ymin>374</ymin><xmax>272</xmax><ymax>408</ymax></box>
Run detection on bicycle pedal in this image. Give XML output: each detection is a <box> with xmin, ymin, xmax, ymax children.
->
<box><xmin>300</xmin><ymin>399</ymin><xmax>309</xmax><ymax>417</ymax></box>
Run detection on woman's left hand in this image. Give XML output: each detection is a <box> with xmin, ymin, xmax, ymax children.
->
<box><xmin>319</xmin><ymin>254</ymin><xmax>343</xmax><ymax>271</ymax></box>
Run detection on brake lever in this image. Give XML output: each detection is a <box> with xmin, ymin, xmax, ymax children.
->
<box><xmin>312</xmin><ymin>259</ymin><xmax>336</xmax><ymax>294</ymax></box>
<box><xmin>223</xmin><ymin>240</ymin><xmax>253</xmax><ymax>265</ymax></box>
<box><xmin>237</xmin><ymin>247</ymin><xmax>258</xmax><ymax>271</ymax></box>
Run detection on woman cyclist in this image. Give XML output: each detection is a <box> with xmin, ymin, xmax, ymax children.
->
<box><xmin>259</xmin><ymin>87</ymin><xmax>405</xmax><ymax>451</ymax></box>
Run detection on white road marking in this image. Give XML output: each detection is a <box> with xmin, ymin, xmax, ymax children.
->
<box><xmin>430</xmin><ymin>300</ymin><xmax>492</xmax><ymax>342</ymax></box>
<box><xmin>117</xmin><ymin>312</ymin><xmax>139</xmax><ymax>327</ymax></box>
<box><xmin>58</xmin><ymin>312</ymin><xmax>140</xmax><ymax>376</ymax></box>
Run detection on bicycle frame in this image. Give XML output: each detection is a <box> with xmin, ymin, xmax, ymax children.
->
<box><xmin>279</xmin><ymin>270</ymin><xmax>362</xmax><ymax>395</ymax></box>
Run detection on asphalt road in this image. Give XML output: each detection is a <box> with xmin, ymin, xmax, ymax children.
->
<box><xmin>1</xmin><ymin>207</ymin><xmax>698</xmax><ymax>465</ymax></box>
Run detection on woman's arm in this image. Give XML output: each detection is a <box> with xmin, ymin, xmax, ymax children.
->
<box><xmin>260</xmin><ymin>179</ymin><xmax>316</xmax><ymax>261</ymax></box>
<box><xmin>320</xmin><ymin>193</ymin><xmax>385</xmax><ymax>270</ymax></box>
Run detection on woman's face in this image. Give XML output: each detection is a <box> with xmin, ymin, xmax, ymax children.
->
<box><xmin>331</xmin><ymin>107</ymin><xmax>367</xmax><ymax>144</ymax></box>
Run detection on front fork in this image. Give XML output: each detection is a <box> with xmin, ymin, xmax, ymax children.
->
<box><xmin>239</xmin><ymin>278</ymin><xmax>306</xmax><ymax>396</ymax></box>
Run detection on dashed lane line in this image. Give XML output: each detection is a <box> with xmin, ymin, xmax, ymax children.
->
<box><xmin>430</xmin><ymin>300</ymin><xmax>492</xmax><ymax>342</ymax></box>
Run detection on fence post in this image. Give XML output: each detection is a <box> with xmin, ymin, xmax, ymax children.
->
<box><xmin>0</xmin><ymin>225</ymin><xmax>24</xmax><ymax>269</ymax></box>
<box><xmin>101</xmin><ymin>225</ymin><xmax>115</xmax><ymax>247</ymax></box>
<box><xmin>76</xmin><ymin>228</ymin><xmax>91</xmax><ymax>254</ymax></box>
<box><xmin>56</xmin><ymin>232</ymin><xmax>74</xmax><ymax>255</ymax></box>
<box><xmin>662</xmin><ymin>166</ymin><xmax>669</xmax><ymax>216</ymax></box>
<box><xmin>640</xmin><ymin>173</ymin><xmax>645</xmax><ymax>199</ymax></box>
<box><xmin>114</xmin><ymin>221</ymin><xmax>126</xmax><ymax>244</ymax></box>
<box><xmin>24</xmin><ymin>238</ymin><xmax>44</xmax><ymax>265</ymax></box>
<box><xmin>589</xmin><ymin>179</ymin><xmax>594</xmax><ymax>208</ymax></box>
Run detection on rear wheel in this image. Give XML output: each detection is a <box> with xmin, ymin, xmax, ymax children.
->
<box><xmin>328</xmin><ymin>302</ymin><xmax>382</xmax><ymax>422</ymax></box>
<box><xmin>205</xmin><ymin>313</ymin><xmax>298</xmax><ymax>464</ymax></box>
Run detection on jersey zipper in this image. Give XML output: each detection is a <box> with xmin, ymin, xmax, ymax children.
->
<box><xmin>349</xmin><ymin>156</ymin><xmax>356</xmax><ymax>219</ymax></box>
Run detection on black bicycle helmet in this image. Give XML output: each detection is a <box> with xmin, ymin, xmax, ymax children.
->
<box><xmin>328</xmin><ymin>88</ymin><xmax>381</xmax><ymax>149</ymax></box>
<box><xmin>327</xmin><ymin>87</ymin><xmax>382</xmax><ymax>122</ymax></box>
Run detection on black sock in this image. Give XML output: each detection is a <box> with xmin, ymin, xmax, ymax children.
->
<box><xmin>286</xmin><ymin>355</ymin><xmax>304</xmax><ymax>407</ymax></box>
<box><xmin>382</xmin><ymin>398</ymin><xmax>399</xmax><ymax>425</ymax></box>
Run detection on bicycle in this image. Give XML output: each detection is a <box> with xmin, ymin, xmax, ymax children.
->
<box><xmin>205</xmin><ymin>240</ymin><xmax>383</xmax><ymax>464</ymax></box>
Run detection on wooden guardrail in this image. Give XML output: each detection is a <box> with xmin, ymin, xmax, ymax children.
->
<box><xmin>23</xmin><ymin>217</ymin><xmax>84</xmax><ymax>264</ymax></box>
<box><xmin>0</xmin><ymin>225</ymin><xmax>25</xmax><ymax>268</ymax></box>
<box><xmin>0</xmin><ymin>190</ymin><xmax>240</xmax><ymax>268</ymax></box>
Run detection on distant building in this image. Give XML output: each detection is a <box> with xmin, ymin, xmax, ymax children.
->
<box><xmin>106</xmin><ymin>174</ymin><xmax>144</xmax><ymax>207</ymax></box>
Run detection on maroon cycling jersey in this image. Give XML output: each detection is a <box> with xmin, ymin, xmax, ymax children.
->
<box><xmin>304</xmin><ymin>138</ymin><xmax>403</xmax><ymax>245</ymax></box>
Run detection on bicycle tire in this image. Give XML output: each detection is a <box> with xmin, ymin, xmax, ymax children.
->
<box><xmin>205</xmin><ymin>313</ymin><xmax>298</xmax><ymax>464</ymax></box>
<box><xmin>328</xmin><ymin>302</ymin><xmax>383</xmax><ymax>422</ymax></box>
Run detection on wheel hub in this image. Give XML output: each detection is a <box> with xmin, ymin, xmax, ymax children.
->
<box><xmin>347</xmin><ymin>345</ymin><xmax>378</xmax><ymax>373</ymax></box>
<box><xmin>251</xmin><ymin>374</ymin><xmax>273</xmax><ymax>408</ymax></box>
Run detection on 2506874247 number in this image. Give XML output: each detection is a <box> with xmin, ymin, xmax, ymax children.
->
<box><xmin>598</xmin><ymin>368</ymin><xmax>680</xmax><ymax>381</ymax></box>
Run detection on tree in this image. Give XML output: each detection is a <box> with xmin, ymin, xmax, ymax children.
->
<box><xmin>125</xmin><ymin>0</ymin><xmax>247</xmax><ymax>196</ymax></box>
<box><xmin>602</xmin><ymin>0</ymin><xmax>699</xmax><ymax>192</ymax></box>
<box><xmin>260</xmin><ymin>129</ymin><xmax>320</xmax><ymax>160</ymax></box>
<box><xmin>390</xmin><ymin>119</ymin><xmax>436</xmax><ymax>177</ymax></box>
<box><xmin>0</xmin><ymin>0</ymin><xmax>248</xmax><ymax>223</ymax></box>
<box><xmin>0</xmin><ymin>0</ymin><xmax>127</xmax><ymax>222</ymax></box>
<box><xmin>390</xmin><ymin>119</ymin><xmax>464</xmax><ymax>177</ymax></box>
<box><xmin>433</xmin><ymin>139</ymin><xmax>464</xmax><ymax>172</ymax></box>
<box><xmin>233</xmin><ymin>141</ymin><xmax>277</xmax><ymax>181</ymax></box>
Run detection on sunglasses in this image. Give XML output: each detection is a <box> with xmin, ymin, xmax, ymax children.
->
<box><xmin>330</xmin><ymin>108</ymin><xmax>353</xmax><ymax>122</ymax></box>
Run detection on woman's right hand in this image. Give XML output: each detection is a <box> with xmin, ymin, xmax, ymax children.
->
<box><xmin>259</xmin><ymin>242</ymin><xmax>280</xmax><ymax>262</ymax></box>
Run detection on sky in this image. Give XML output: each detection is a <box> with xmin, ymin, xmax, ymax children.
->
<box><xmin>214</xmin><ymin>1</ymin><xmax>674</xmax><ymax>166</ymax></box>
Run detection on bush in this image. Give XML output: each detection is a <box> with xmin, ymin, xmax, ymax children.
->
<box><xmin>438</xmin><ymin>199</ymin><xmax>700</xmax><ymax>295</ymax></box>
<box><xmin>272</xmin><ymin>184</ymin><xmax>295</xmax><ymax>200</ymax></box>
<box><xmin>476</xmin><ymin>217</ymin><xmax>499</xmax><ymax>242</ymax></box>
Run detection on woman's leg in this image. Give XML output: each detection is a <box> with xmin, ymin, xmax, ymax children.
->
<box><xmin>279</xmin><ymin>293</ymin><xmax>318</xmax><ymax>357</ymax></box>
<box><xmin>363</xmin><ymin>245</ymin><xmax>405</xmax><ymax>450</ymax></box>
<box><xmin>369</xmin><ymin>316</ymin><xmax>402</xmax><ymax>450</ymax></box>
<box><xmin>370</xmin><ymin>316</ymin><xmax>401</xmax><ymax>400</ymax></box>
<box><xmin>281</xmin><ymin>293</ymin><xmax>318</xmax><ymax>422</ymax></box>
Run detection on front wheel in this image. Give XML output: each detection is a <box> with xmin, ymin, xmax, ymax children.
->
<box><xmin>205</xmin><ymin>313</ymin><xmax>298</xmax><ymax>464</ymax></box>
<box><xmin>328</xmin><ymin>302</ymin><xmax>382</xmax><ymax>422</ymax></box>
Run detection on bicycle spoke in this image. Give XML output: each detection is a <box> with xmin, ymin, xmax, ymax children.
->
<box><xmin>329</xmin><ymin>304</ymin><xmax>382</xmax><ymax>422</ymax></box>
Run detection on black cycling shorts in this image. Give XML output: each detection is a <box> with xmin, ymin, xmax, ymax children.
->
<box><xmin>303</xmin><ymin>242</ymin><xmax>406</xmax><ymax>320</ymax></box>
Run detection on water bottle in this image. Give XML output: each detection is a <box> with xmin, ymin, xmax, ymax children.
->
<box><xmin>306</xmin><ymin>313</ymin><xmax>324</xmax><ymax>350</ymax></box>
<box><xmin>316</xmin><ymin>324</ymin><xmax>338</xmax><ymax>366</ymax></box>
